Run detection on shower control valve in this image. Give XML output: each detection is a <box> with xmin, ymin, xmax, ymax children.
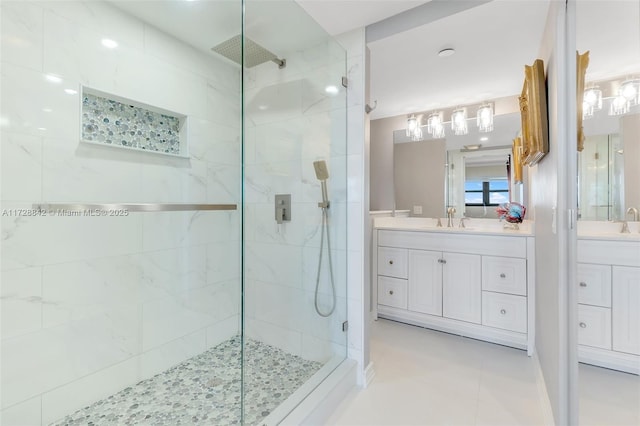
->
<box><xmin>274</xmin><ymin>194</ymin><xmax>291</xmax><ymax>224</ymax></box>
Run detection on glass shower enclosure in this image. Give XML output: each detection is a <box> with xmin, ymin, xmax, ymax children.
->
<box><xmin>0</xmin><ymin>0</ymin><xmax>348</xmax><ymax>424</ymax></box>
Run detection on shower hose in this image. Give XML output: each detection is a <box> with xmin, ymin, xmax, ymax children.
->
<box><xmin>314</xmin><ymin>205</ymin><xmax>336</xmax><ymax>317</ymax></box>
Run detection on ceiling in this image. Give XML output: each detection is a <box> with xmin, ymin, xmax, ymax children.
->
<box><xmin>367</xmin><ymin>0</ymin><xmax>551</xmax><ymax>119</ymax></box>
<box><xmin>296</xmin><ymin>0</ymin><xmax>430</xmax><ymax>36</ymax></box>
<box><xmin>111</xmin><ymin>0</ymin><xmax>639</xmax><ymax>125</ymax></box>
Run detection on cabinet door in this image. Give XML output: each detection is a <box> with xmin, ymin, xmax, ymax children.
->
<box><xmin>612</xmin><ymin>266</ymin><xmax>640</xmax><ymax>355</ymax></box>
<box><xmin>442</xmin><ymin>252</ymin><xmax>481</xmax><ymax>324</ymax></box>
<box><xmin>408</xmin><ymin>250</ymin><xmax>442</xmax><ymax>315</ymax></box>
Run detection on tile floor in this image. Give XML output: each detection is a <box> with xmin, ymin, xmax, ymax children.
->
<box><xmin>328</xmin><ymin>319</ymin><xmax>640</xmax><ymax>426</ymax></box>
<box><xmin>327</xmin><ymin>319</ymin><xmax>548</xmax><ymax>425</ymax></box>
<box><xmin>579</xmin><ymin>362</ymin><xmax>640</xmax><ymax>426</ymax></box>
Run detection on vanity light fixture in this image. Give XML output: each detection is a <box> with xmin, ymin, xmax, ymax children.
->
<box><xmin>610</xmin><ymin>94</ymin><xmax>630</xmax><ymax>116</ymax></box>
<box><xmin>620</xmin><ymin>78</ymin><xmax>639</xmax><ymax>106</ymax></box>
<box><xmin>406</xmin><ymin>114</ymin><xmax>423</xmax><ymax>141</ymax></box>
<box><xmin>426</xmin><ymin>111</ymin><xmax>443</xmax><ymax>137</ymax></box>
<box><xmin>476</xmin><ymin>103</ymin><xmax>494</xmax><ymax>132</ymax></box>
<box><xmin>451</xmin><ymin>108</ymin><xmax>468</xmax><ymax>135</ymax></box>
<box><xmin>431</xmin><ymin>121</ymin><xmax>445</xmax><ymax>139</ymax></box>
<box><xmin>582</xmin><ymin>86</ymin><xmax>602</xmax><ymax>119</ymax></box>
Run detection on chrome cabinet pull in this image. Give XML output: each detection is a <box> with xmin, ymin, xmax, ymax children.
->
<box><xmin>389</xmin><ymin>290</ymin><xmax>394</xmax><ymax>295</ymax></box>
<box><xmin>500</xmin><ymin>309</ymin><xmax>506</xmax><ymax>315</ymax></box>
<box><xmin>579</xmin><ymin>282</ymin><xmax>587</xmax><ymax>287</ymax></box>
<box><xmin>389</xmin><ymin>260</ymin><xmax>394</xmax><ymax>265</ymax></box>
<box><xmin>579</xmin><ymin>322</ymin><xmax>587</xmax><ymax>328</ymax></box>
<box><xmin>500</xmin><ymin>273</ymin><xmax>506</xmax><ymax>278</ymax></box>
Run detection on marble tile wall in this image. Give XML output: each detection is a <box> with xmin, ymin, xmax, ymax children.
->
<box><xmin>0</xmin><ymin>1</ymin><xmax>241</xmax><ymax>424</ymax></box>
<box><xmin>243</xmin><ymin>36</ymin><xmax>350</xmax><ymax>363</ymax></box>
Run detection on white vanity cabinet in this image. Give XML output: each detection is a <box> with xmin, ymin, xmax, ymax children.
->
<box><xmin>577</xmin><ymin>239</ymin><xmax>640</xmax><ymax>374</ymax></box>
<box><xmin>375</xmin><ymin>229</ymin><xmax>534</xmax><ymax>353</ymax></box>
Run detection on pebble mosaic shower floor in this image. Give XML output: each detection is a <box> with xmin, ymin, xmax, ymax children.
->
<box><xmin>51</xmin><ymin>338</ymin><xmax>322</xmax><ymax>426</ymax></box>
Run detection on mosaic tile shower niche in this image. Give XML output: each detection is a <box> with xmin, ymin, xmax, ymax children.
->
<box><xmin>81</xmin><ymin>88</ymin><xmax>188</xmax><ymax>157</ymax></box>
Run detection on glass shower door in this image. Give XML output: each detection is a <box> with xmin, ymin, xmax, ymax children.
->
<box><xmin>241</xmin><ymin>0</ymin><xmax>349</xmax><ymax>424</ymax></box>
<box><xmin>1</xmin><ymin>1</ymin><xmax>243</xmax><ymax>424</ymax></box>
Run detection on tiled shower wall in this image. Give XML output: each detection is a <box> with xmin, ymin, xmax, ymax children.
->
<box><xmin>0</xmin><ymin>1</ymin><xmax>241</xmax><ymax>424</ymax></box>
<box><xmin>243</xmin><ymin>39</ymin><xmax>350</xmax><ymax>362</ymax></box>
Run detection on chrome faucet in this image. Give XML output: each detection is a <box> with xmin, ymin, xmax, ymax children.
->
<box><xmin>626</xmin><ymin>207</ymin><xmax>639</xmax><ymax>222</ymax></box>
<box><xmin>446</xmin><ymin>207</ymin><xmax>456</xmax><ymax>228</ymax></box>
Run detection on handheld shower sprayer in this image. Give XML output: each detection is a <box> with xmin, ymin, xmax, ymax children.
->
<box><xmin>313</xmin><ymin>160</ymin><xmax>330</xmax><ymax>209</ymax></box>
<box><xmin>312</xmin><ymin>160</ymin><xmax>336</xmax><ymax>317</ymax></box>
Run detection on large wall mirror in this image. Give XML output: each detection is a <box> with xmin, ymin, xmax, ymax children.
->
<box><xmin>390</xmin><ymin>106</ymin><xmax>524</xmax><ymax>219</ymax></box>
<box><xmin>576</xmin><ymin>1</ymin><xmax>640</xmax><ymax>425</ymax></box>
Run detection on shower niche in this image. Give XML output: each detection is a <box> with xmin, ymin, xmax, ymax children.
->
<box><xmin>80</xmin><ymin>87</ymin><xmax>190</xmax><ymax>158</ymax></box>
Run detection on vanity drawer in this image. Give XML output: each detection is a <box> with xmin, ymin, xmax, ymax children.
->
<box><xmin>577</xmin><ymin>263</ymin><xmax>611</xmax><ymax>307</ymax></box>
<box><xmin>578</xmin><ymin>304</ymin><xmax>612</xmax><ymax>350</ymax></box>
<box><xmin>378</xmin><ymin>276</ymin><xmax>408</xmax><ymax>309</ymax></box>
<box><xmin>482</xmin><ymin>256</ymin><xmax>527</xmax><ymax>296</ymax></box>
<box><xmin>378</xmin><ymin>247</ymin><xmax>408</xmax><ymax>279</ymax></box>
<box><xmin>481</xmin><ymin>291</ymin><xmax>527</xmax><ymax>333</ymax></box>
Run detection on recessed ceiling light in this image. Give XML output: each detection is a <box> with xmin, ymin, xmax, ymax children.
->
<box><xmin>325</xmin><ymin>85</ymin><xmax>339</xmax><ymax>95</ymax></box>
<box><xmin>101</xmin><ymin>38</ymin><xmax>118</xmax><ymax>49</ymax></box>
<box><xmin>438</xmin><ymin>48</ymin><xmax>455</xmax><ymax>58</ymax></box>
<box><xmin>37</xmin><ymin>127</ymin><xmax>47</xmax><ymax>131</ymax></box>
<box><xmin>45</xmin><ymin>74</ymin><xmax>62</xmax><ymax>84</ymax></box>
<box><xmin>480</xmin><ymin>137</ymin><xmax>489</xmax><ymax>142</ymax></box>
<box><xmin>464</xmin><ymin>144</ymin><xmax>482</xmax><ymax>150</ymax></box>
<box><xmin>42</xmin><ymin>107</ymin><xmax>53</xmax><ymax>113</ymax></box>
<box><xmin>258</xmin><ymin>105</ymin><xmax>268</xmax><ymax>110</ymax></box>
<box><xmin>64</xmin><ymin>88</ymin><xmax>78</xmax><ymax>95</ymax></box>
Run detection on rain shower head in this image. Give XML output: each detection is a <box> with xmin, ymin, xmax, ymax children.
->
<box><xmin>313</xmin><ymin>160</ymin><xmax>329</xmax><ymax>181</ymax></box>
<box><xmin>211</xmin><ymin>35</ymin><xmax>286</xmax><ymax>69</ymax></box>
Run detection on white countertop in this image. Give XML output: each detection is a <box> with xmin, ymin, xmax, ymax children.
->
<box><xmin>373</xmin><ymin>217</ymin><xmax>534</xmax><ymax>237</ymax></box>
<box><xmin>577</xmin><ymin>220</ymin><xmax>640</xmax><ymax>241</ymax></box>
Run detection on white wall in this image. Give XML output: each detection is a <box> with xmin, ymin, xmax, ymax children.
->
<box><xmin>242</xmin><ymin>31</ymin><xmax>350</xmax><ymax>362</ymax></box>
<box><xmin>530</xmin><ymin>1</ymin><xmax>573</xmax><ymax>425</ymax></box>
<box><xmin>0</xmin><ymin>1</ymin><xmax>241</xmax><ymax>424</ymax></box>
<box><xmin>370</xmin><ymin>115</ymin><xmax>404</xmax><ymax>210</ymax></box>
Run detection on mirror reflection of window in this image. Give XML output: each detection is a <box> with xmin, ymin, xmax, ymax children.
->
<box><xmin>464</xmin><ymin>179</ymin><xmax>509</xmax><ymax>206</ymax></box>
<box><xmin>463</xmin><ymin>160</ymin><xmax>510</xmax><ymax>218</ymax></box>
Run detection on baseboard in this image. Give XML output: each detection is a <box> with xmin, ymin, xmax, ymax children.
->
<box><xmin>578</xmin><ymin>345</ymin><xmax>640</xmax><ymax>375</ymax></box>
<box><xmin>533</xmin><ymin>352</ymin><xmax>555</xmax><ymax>426</ymax></box>
<box><xmin>378</xmin><ymin>306</ymin><xmax>527</xmax><ymax>351</ymax></box>
<box><xmin>277</xmin><ymin>359</ymin><xmax>357</xmax><ymax>426</ymax></box>
<box><xmin>363</xmin><ymin>362</ymin><xmax>375</xmax><ymax>388</ymax></box>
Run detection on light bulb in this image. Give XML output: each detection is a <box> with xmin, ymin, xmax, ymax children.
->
<box><xmin>476</xmin><ymin>104</ymin><xmax>494</xmax><ymax>133</ymax></box>
<box><xmin>451</xmin><ymin>108</ymin><xmax>468</xmax><ymax>136</ymax></box>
